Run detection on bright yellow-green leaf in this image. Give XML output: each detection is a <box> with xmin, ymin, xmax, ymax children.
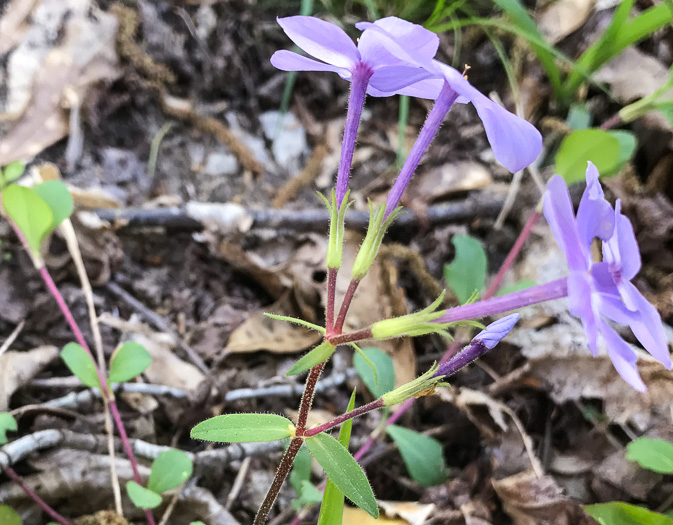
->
<box><xmin>108</xmin><ymin>342</ymin><xmax>152</xmax><ymax>383</ymax></box>
<box><xmin>0</xmin><ymin>505</ymin><xmax>21</xmax><ymax>525</ymax></box>
<box><xmin>148</xmin><ymin>449</ymin><xmax>193</xmax><ymax>494</ymax></box>
<box><xmin>0</xmin><ymin>413</ymin><xmax>18</xmax><ymax>445</ymax></box>
<box><xmin>555</xmin><ymin>129</ymin><xmax>620</xmax><ymax>184</ymax></box>
<box><xmin>61</xmin><ymin>343</ymin><xmax>100</xmax><ymax>389</ymax></box>
<box><xmin>585</xmin><ymin>502</ymin><xmax>673</xmax><ymax>525</ymax></box>
<box><xmin>126</xmin><ymin>481</ymin><xmax>162</xmax><ymax>509</ymax></box>
<box><xmin>2</xmin><ymin>185</ymin><xmax>53</xmax><ymax>258</ymax></box>
<box><xmin>626</xmin><ymin>437</ymin><xmax>673</xmax><ymax>474</ymax></box>
<box><xmin>33</xmin><ymin>181</ymin><xmax>73</xmax><ymax>230</ymax></box>
<box><xmin>191</xmin><ymin>413</ymin><xmax>294</xmax><ymax>443</ymax></box>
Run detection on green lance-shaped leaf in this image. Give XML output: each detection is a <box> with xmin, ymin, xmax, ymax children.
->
<box><xmin>264</xmin><ymin>313</ymin><xmax>326</xmax><ymax>334</ymax></box>
<box><xmin>353</xmin><ymin>347</ymin><xmax>395</xmax><ymax>399</ymax></box>
<box><xmin>108</xmin><ymin>342</ymin><xmax>152</xmax><ymax>383</ymax></box>
<box><xmin>0</xmin><ymin>505</ymin><xmax>22</xmax><ymax>525</ymax></box>
<box><xmin>61</xmin><ymin>342</ymin><xmax>101</xmax><ymax>389</ymax></box>
<box><xmin>148</xmin><ymin>449</ymin><xmax>193</xmax><ymax>494</ymax></box>
<box><xmin>0</xmin><ymin>413</ymin><xmax>18</xmax><ymax>445</ymax></box>
<box><xmin>306</xmin><ymin>431</ymin><xmax>378</xmax><ymax>519</ymax></box>
<box><xmin>33</xmin><ymin>180</ymin><xmax>74</xmax><ymax>231</ymax></box>
<box><xmin>626</xmin><ymin>437</ymin><xmax>673</xmax><ymax>475</ymax></box>
<box><xmin>555</xmin><ymin>128</ymin><xmax>621</xmax><ymax>184</ymax></box>
<box><xmin>2</xmin><ymin>185</ymin><xmax>53</xmax><ymax>261</ymax></box>
<box><xmin>386</xmin><ymin>424</ymin><xmax>448</xmax><ymax>486</ymax></box>
<box><xmin>2</xmin><ymin>162</ymin><xmax>25</xmax><ymax>184</ymax></box>
<box><xmin>317</xmin><ymin>388</ymin><xmax>357</xmax><ymax>525</ymax></box>
<box><xmin>444</xmin><ymin>234</ymin><xmax>487</xmax><ymax>305</ymax></box>
<box><xmin>191</xmin><ymin>413</ymin><xmax>295</xmax><ymax>443</ymax></box>
<box><xmin>286</xmin><ymin>341</ymin><xmax>336</xmax><ymax>377</ymax></box>
<box><xmin>126</xmin><ymin>481</ymin><xmax>162</xmax><ymax>510</ymax></box>
<box><xmin>584</xmin><ymin>502</ymin><xmax>673</xmax><ymax>525</ymax></box>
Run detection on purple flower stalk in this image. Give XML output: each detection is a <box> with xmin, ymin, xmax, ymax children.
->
<box><xmin>543</xmin><ymin>162</ymin><xmax>671</xmax><ymax>391</ymax></box>
<box><xmin>435</xmin><ymin>314</ymin><xmax>519</xmax><ymax>378</ymax></box>
<box><xmin>271</xmin><ymin>16</ymin><xmax>440</xmax><ymax>206</ymax></box>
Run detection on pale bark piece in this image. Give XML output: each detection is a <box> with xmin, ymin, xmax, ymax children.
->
<box><xmin>0</xmin><ymin>346</ymin><xmax>58</xmax><ymax>411</ymax></box>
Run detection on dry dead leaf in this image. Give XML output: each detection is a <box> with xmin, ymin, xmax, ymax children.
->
<box><xmin>493</xmin><ymin>471</ymin><xmax>596</xmax><ymax>525</ymax></box>
<box><xmin>0</xmin><ymin>346</ymin><xmax>58</xmax><ymax>411</ymax></box>
<box><xmin>342</xmin><ymin>506</ymin><xmax>405</xmax><ymax>525</ymax></box>
<box><xmin>225</xmin><ymin>292</ymin><xmax>322</xmax><ymax>354</ymax></box>
<box><xmin>537</xmin><ymin>0</ymin><xmax>596</xmax><ymax>44</ymax></box>
<box><xmin>406</xmin><ymin>161</ymin><xmax>493</xmax><ymax>203</ymax></box>
<box><xmin>0</xmin><ymin>0</ymin><xmax>120</xmax><ymax>164</ymax></box>
<box><xmin>378</xmin><ymin>500</ymin><xmax>436</xmax><ymax>525</ymax></box>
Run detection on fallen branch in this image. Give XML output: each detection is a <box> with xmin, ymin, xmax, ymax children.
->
<box><xmin>88</xmin><ymin>192</ymin><xmax>504</xmax><ymax>233</ymax></box>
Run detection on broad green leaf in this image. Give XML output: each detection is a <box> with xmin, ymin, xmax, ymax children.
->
<box><xmin>306</xmin><ymin>432</ymin><xmax>378</xmax><ymax>518</ymax></box>
<box><xmin>297</xmin><ymin>480</ymin><xmax>323</xmax><ymax>505</ymax></box>
<box><xmin>1</xmin><ymin>185</ymin><xmax>53</xmax><ymax>257</ymax></box>
<box><xmin>108</xmin><ymin>342</ymin><xmax>152</xmax><ymax>383</ymax></box>
<box><xmin>0</xmin><ymin>505</ymin><xmax>21</xmax><ymax>525</ymax></box>
<box><xmin>148</xmin><ymin>449</ymin><xmax>193</xmax><ymax>494</ymax></box>
<box><xmin>606</xmin><ymin>130</ymin><xmax>637</xmax><ymax>176</ymax></box>
<box><xmin>386</xmin><ymin>425</ymin><xmax>448</xmax><ymax>486</ymax></box>
<box><xmin>626</xmin><ymin>437</ymin><xmax>673</xmax><ymax>474</ymax></box>
<box><xmin>2</xmin><ymin>162</ymin><xmax>25</xmax><ymax>184</ymax></box>
<box><xmin>317</xmin><ymin>389</ymin><xmax>359</xmax><ymax>525</ymax></box>
<box><xmin>444</xmin><ymin>235</ymin><xmax>487</xmax><ymax>304</ymax></box>
<box><xmin>191</xmin><ymin>413</ymin><xmax>294</xmax><ymax>443</ymax></box>
<box><xmin>286</xmin><ymin>341</ymin><xmax>335</xmax><ymax>376</ymax></box>
<box><xmin>585</xmin><ymin>502</ymin><xmax>673</xmax><ymax>525</ymax></box>
<box><xmin>61</xmin><ymin>342</ymin><xmax>100</xmax><ymax>388</ymax></box>
<box><xmin>555</xmin><ymin>129</ymin><xmax>620</xmax><ymax>184</ymax></box>
<box><xmin>350</xmin><ymin>343</ymin><xmax>377</xmax><ymax>387</ymax></box>
<box><xmin>0</xmin><ymin>413</ymin><xmax>18</xmax><ymax>445</ymax></box>
<box><xmin>353</xmin><ymin>348</ymin><xmax>395</xmax><ymax>399</ymax></box>
<box><xmin>495</xmin><ymin>279</ymin><xmax>536</xmax><ymax>297</ymax></box>
<box><xmin>190</xmin><ymin>522</ymin><xmax>206</xmax><ymax>525</ymax></box>
<box><xmin>33</xmin><ymin>181</ymin><xmax>73</xmax><ymax>230</ymax></box>
<box><xmin>566</xmin><ymin>104</ymin><xmax>592</xmax><ymax>130</ymax></box>
<box><xmin>126</xmin><ymin>481</ymin><xmax>162</xmax><ymax>510</ymax></box>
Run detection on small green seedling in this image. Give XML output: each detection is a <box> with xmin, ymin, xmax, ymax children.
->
<box><xmin>0</xmin><ymin>162</ymin><xmax>25</xmax><ymax>189</ymax></box>
<box><xmin>126</xmin><ymin>449</ymin><xmax>194</xmax><ymax>510</ymax></box>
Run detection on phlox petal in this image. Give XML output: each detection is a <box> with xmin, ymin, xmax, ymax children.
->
<box><xmin>606</xmin><ymin>201</ymin><xmax>641</xmax><ymax>281</ymax></box>
<box><xmin>369</xmin><ymin>66</ymin><xmax>434</xmax><ymax>92</ymax></box>
<box><xmin>543</xmin><ymin>176</ymin><xmax>588</xmax><ymax>272</ymax></box>
<box><xmin>367</xmin><ymin>78</ymin><xmax>445</xmax><ymax>99</ymax></box>
<box><xmin>576</xmin><ymin>162</ymin><xmax>614</xmax><ymax>246</ymax></box>
<box><xmin>436</xmin><ymin>62</ymin><xmax>542</xmax><ymax>172</ymax></box>
<box><xmin>271</xmin><ymin>50</ymin><xmax>351</xmax><ymax>78</ymax></box>
<box><xmin>567</xmin><ymin>271</ymin><xmax>599</xmax><ymax>355</ymax></box>
<box><xmin>277</xmin><ymin>16</ymin><xmax>359</xmax><ymax>70</ymax></box>
<box><xmin>598</xmin><ymin>318</ymin><xmax>647</xmax><ymax>392</ymax></box>
<box><xmin>356</xmin><ymin>17</ymin><xmax>439</xmax><ymax>60</ymax></box>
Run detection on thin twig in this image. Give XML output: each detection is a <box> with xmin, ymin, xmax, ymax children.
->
<box><xmin>89</xmin><ymin>193</ymin><xmax>505</xmax><ymax>233</ymax></box>
<box><xmin>157</xmin><ymin>483</ymin><xmax>185</xmax><ymax>525</ymax></box>
<box><xmin>105</xmin><ymin>281</ymin><xmax>210</xmax><ymax>377</ymax></box>
<box><xmin>225</xmin><ymin>456</ymin><xmax>252</xmax><ymax>510</ymax></box>
<box><xmin>0</xmin><ymin>320</ymin><xmax>24</xmax><ymax>359</ymax></box>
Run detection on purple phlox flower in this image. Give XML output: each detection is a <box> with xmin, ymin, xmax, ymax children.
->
<box><xmin>436</xmin><ymin>313</ymin><xmax>519</xmax><ymax>378</ymax></box>
<box><xmin>270</xmin><ymin>16</ymin><xmax>440</xmax><ymax>96</ymax></box>
<box><xmin>543</xmin><ymin>162</ymin><xmax>671</xmax><ymax>392</ymax></box>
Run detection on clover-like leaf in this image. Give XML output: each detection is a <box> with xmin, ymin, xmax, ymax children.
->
<box><xmin>108</xmin><ymin>342</ymin><xmax>152</xmax><ymax>384</ymax></box>
<box><xmin>306</xmin><ymin>432</ymin><xmax>378</xmax><ymax>518</ymax></box>
<box><xmin>61</xmin><ymin>342</ymin><xmax>100</xmax><ymax>388</ymax></box>
<box><xmin>2</xmin><ymin>185</ymin><xmax>53</xmax><ymax>259</ymax></box>
<box><xmin>33</xmin><ymin>181</ymin><xmax>73</xmax><ymax>231</ymax></box>
<box><xmin>148</xmin><ymin>449</ymin><xmax>193</xmax><ymax>494</ymax></box>
<box><xmin>0</xmin><ymin>413</ymin><xmax>18</xmax><ymax>445</ymax></box>
<box><xmin>386</xmin><ymin>424</ymin><xmax>448</xmax><ymax>486</ymax></box>
<box><xmin>191</xmin><ymin>413</ymin><xmax>294</xmax><ymax>443</ymax></box>
<box><xmin>626</xmin><ymin>437</ymin><xmax>673</xmax><ymax>475</ymax></box>
<box><xmin>126</xmin><ymin>481</ymin><xmax>162</xmax><ymax>510</ymax></box>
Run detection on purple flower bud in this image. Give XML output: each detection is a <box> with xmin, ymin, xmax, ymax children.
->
<box><xmin>435</xmin><ymin>314</ymin><xmax>519</xmax><ymax>378</ymax></box>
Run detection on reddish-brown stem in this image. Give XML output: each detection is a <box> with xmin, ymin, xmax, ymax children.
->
<box><xmin>600</xmin><ymin>113</ymin><xmax>622</xmax><ymax>130</ymax></box>
<box><xmin>327</xmin><ymin>327</ymin><xmax>372</xmax><ymax>347</ymax></box>
<box><xmin>334</xmin><ymin>279</ymin><xmax>360</xmax><ymax>334</ymax></box>
<box><xmin>305</xmin><ymin>398</ymin><xmax>384</xmax><ymax>437</ymax></box>
<box><xmin>296</xmin><ymin>363</ymin><xmax>326</xmax><ymax>433</ymax></box>
<box><xmin>325</xmin><ymin>268</ymin><xmax>338</xmax><ymax>336</ymax></box>
<box><xmin>483</xmin><ymin>210</ymin><xmax>541</xmax><ymax>300</ymax></box>
<box><xmin>253</xmin><ymin>437</ymin><xmax>303</xmax><ymax>525</ymax></box>
<box><xmin>36</xmin><ymin>267</ymin><xmax>156</xmax><ymax>525</ymax></box>
<box><xmin>3</xmin><ymin>465</ymin><xmax>74</xmax><ymax>525</ymax></box>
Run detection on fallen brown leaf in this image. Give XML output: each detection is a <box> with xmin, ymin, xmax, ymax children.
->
<box><xmin>0</xmin><ymin>346</ymin><xmax>58</xmax><ymax>411</ymax></box>
<box><xmin>537</xmin><ymin>0</ymin><xmax>596</xmax><ymax>44</ymax></box>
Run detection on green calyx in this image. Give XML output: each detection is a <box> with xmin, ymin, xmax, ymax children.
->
<box><xmin>381</xmin><ymin>363</ymin><xmax>444</xmax><ymax>407</ymax></box>
<box><xmin>371</xmin><ymin>292</ymin><xmax>451</xmax><ymax>340</ymax></box>
<box><xmin>318</xmin><ymin>189</ymin><xmax>352</xmax><ymax>270</ymax></box>
<box><xmin>351</xmin><ymin>201</ymin><xmax>403</xmax><ymax>281</ymax></box>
